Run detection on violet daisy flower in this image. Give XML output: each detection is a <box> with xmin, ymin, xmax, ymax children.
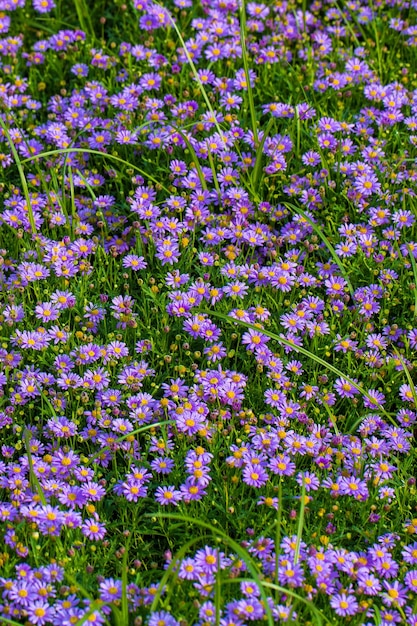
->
<box><xmin>357</xmin><ymin>570</ymin><xmax>382</xmax><ymax>595</ymax></box>
<box><xmin>382</xmin><ymin>580</ymin><xmax>408</xmax><ymax>607</ymax></box>
<box><xmin>33</xmin><ymin>0</ymin><xmax>56</xmax><ymax>13</ymax></box>
<box><xmin>176</xmin><ymin>410</ymin><xmax>206</xmax><ymax>435</ymax></box>
<box><xmin>339</xmin><ymin>476</ymin><xmax>369</xmax><ymax>500</ymax></box>
<box><xmin>120</xmin><ymin>480</ymin><xmax>148</xmax><ymax>502</ymax></box>
<box><xmin>330</xmin><ymin>592</ymin><xmax>358</xmax><ymax>616</ymax></box>
<box><xmin>241</xmin><ymin>329</ymin><xmax>270</xmax><ymax>351</ymax></box>
<box><xmin>180</xmin><ymin>479</ymin><xmax>207</xmax><ymax>502</ymax></box>
<box><xmin>242</xmin><ymin>464</ymin><xmax>269</xmax><ymax>488</ymax></box>
<box><xmin>402</xmin><ymin>542</ymin><xmax>417</xmax><ymax>564</ymax></box>
<box><xmin>148</xmin><ymin>611</ymin><xmax>179</xmax><ymax>626</ymax></box>
<box><xmin>26</xmin><ymin>600</ymin><xmax>55</xmax><ymax>625</ymax></box>
<box><xmin>404</xmin><ymin>570</ymin><xmax>417</xmax><ymax>592</ymax></box>
<box><xmin>269</xmin><ymin>455</ymin><xmax>296</xmax><ymax>477</ymax></box>
<box><xmin>122</xmin><ymin>254</ymin><xmax>147</xmax><ymax>270</ymax></box>
<box><xmin>296</xmin><ymin>471</ymin><xmax>320</xmax><ymax>491</ymax></box>
<box><xmin>99</xmin><ymin>578</ymin><xmax>122</xmax><ymax>602</ymax></box>
<box><xmin>81</xmin><ymin>515</ymin><xmax>107</xmax><ymax>540</ymax></box>
<box><xmin>155</xmin><ymin>486</ymin><xmax>182</xmax><ymax>506</ymax></box>
<box><xmin>334</xmin><ymin>377</ymin><xmax>360</xmax><ymax>398</ymax></box>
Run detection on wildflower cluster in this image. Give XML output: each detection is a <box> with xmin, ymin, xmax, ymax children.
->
<box><xmin>0</xmin><ymin>0</ymin><xmax>416</xmax><ymax>624</ymax></box>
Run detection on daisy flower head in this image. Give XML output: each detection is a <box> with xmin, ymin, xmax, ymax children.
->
<box><xmin>33</xmin><ymin>0</ymin><xmax>56</xmax><ymax>12</ymax></box>
<box><xmin>122</xmin><ymin>254</ymin><xmax>147</xmax><ymax>271</ymax></box>
<box><xmin>330</xmin><ymin>592</ymin><xmax>358</xmax><ymax>616</ymax></box>
<box><xmin>155</xmin><ymin>486</ymin><xmax>182</xmax><ymax>506</ymax></box>
<box><xmin>334</xmin><ymin>377</ymin><xmax>360</xmax><ymax>398</ymax></box>
<box><xmin>81</xmin><ymin>515</ymin><xmax>107</xmax><ymax>540</ymax></box>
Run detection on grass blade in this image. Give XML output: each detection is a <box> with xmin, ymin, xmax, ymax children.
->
<box><xmin>201</xmin><ymin>309</ymin><xmax>397</xmax><ymax>427</ymax></box>
<box><xmin>21</xmin><ymin>147</ymin><xmax>172</xmax><ymax>194</ymax></box>
<box><xmin>73</xmin><ymin>0</ymin><xmax>95</xmax><ymax>39</ymax></box>
<box><xmin>239</xmin><ymin>0</ymin><xmax>258</xmax><ymax>147</ymax></box>
<box><xmin>0</xmin><ymin>116</ymin><xmax>37</xmax><ymax>238</ymax></box>
<box><xmin>392</xmin><ymin>349</ymin><xmax>417</xmax><ymax>407</ymax></box>
<box><xmin>150</xmin><ymin>513</ymin><xmax>274</xmax><ymax>626</ymax></box>
<box><xmin>153</xmin><ymin>1</ymin><xmax>226</xmax><ymax>145</ymax></box>
<box><xmin>407</xmin><ymin>247</ymin><xmax>417</xmax><ymax>317</ymax></box>
<box><xmin>294</xmin><ymin>480</ymin><xmax>306</xmax><ymax>565</ymax></box>
<box><xmin>24</xmin><ymin>429</ymin><xmax>47</xmax><ymax>506</ymax></box>
<box><xmin>283</xmin><ymin>200</ymin><xmax>355</xmax><ymax>298</ymax></box>
<box><xmin>85</xmin><ymin>420</ymin><xmax>174</xmax><ymax>465</ymax></box>
<box><xmin>251</xmin><ymin>117</ymin><xmax>275</xmax><ymax>193</ymax></box>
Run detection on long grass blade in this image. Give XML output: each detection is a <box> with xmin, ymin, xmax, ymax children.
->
<box><xmin>392</xmin><ymin>349</ymin><xmax>417</xmax><ymax>407</ymax></box>
<box><xmin>153</xmin><ymin>1</ymin><xmax>225</xmax><ymax>145</ymax></box>
<box><xmin>201</xmin><ymin>309</ymin><xmax>397</xmax><ymax>427</ymax></box>
<box><xmin>21</xmin><ymin>147</ymin><xmax>172</xmax><ymax>194</ymax></box>
<box><xmin>251</xmin><ymin>117</ymin><xmax>275</xmax><ymax>192</ymax></box>
<box><xmin>239</xmin><ymin>0</ymin><xmax>258</xmax><ymax>147</ymax></box>
<box><xmin>24</xmin><ymin>429</ymin><xmax>47</xmax><ymax>505</ymax></box>
<box><xmin>0</xmin><ymin>117</ymin><xmax>37</xmax><ymax>238</ymax></box>
<box><xmin>294</xmin><ymin>480</ymin><xmax>306</xmax><ymax>565</ymax></box>
<box><xmin>283</xmin><ymin>200</ymin><xmax>354</xmax><ymax>297</ymax></box>
<box><xmin>73</xmin><ymin>0</ymin><xmax>95</xmax><ymax>40</ymax></box>
<box><xmin>151</xmin><ymin>513</ymin><xmax>274</xmax><ymax>626</ymax></box>
<box><xmin>407</xmin><ymin>247</ymin><xmax>417</xmax><ymax>317</ymax></box>
<box><xmin>86</xmin><ymin>420</ymin><xmax>174</xmax><ymax>465</ymax></box>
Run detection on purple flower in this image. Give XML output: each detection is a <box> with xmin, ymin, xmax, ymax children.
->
<box><xmin>122</xmin><ymin>254</ymin><xmax>147</xmax><ymax>270</ymax></box>
<box><xmin>81</xmin><ymin>515</ymin><xmax>107</xmax><ymax>540</ymax></box>
<box><xmin>241</xmin><ymin>329</ymin><xmax>270</xmax><ymax>351</ymax></box>
<box><xmin>120</xmin><ymin>480</ymin><xmax>148</xmax><ymax>502</ymax></box>
<box><xmin>339</xmin><ymin>476</ymin><xmax>369</xmax><ymax>500</ymax></box>
<box><xmin>204</xmin><ymin>342</ymin><xmax>227</xmax><ymax>362</ymax></box>
<box><xmin>194</xmin><ymin>546</ymin><xmax>225</xmax><ymax>574</ymax></box>
<box><xmin>278</xmin><ymin>560</ymin><xmax>304</xmax><ymax>587</ymax></box>
<box><xmin>223</xmin><ymin>281</ymin><xmax>249</xmax><ymax>298</ymax></box>
<box><xmin>26</xmin><ymin>600</ymin><xmax>55</xmax><ymax>625</ymax></box>
<box><xmin>3</xmin><ymin>304</ymin><xmax>25</xmax><ymax>324</ymax></box>
<box><xmin>155</xmin><ymin>486</ymin><xmax>182</xmax><ymax>506</ymax></box>
<box><xmin>83</xmin><ymin>367</ymin><xmax>110</xmax><ymax>391</ymax></box>
<box><xmin>302</xmin><ymin>150</ymin><xmax>321</xmax><ymax>166</ymax></box>
<box><xmin>71</xmin><ymin>62</ymin><xmax>88</xmax><ymax>77</ymax></box>
<box><xmin>334</xmin><ymin>377</ymin><xmax>360</xmax><ymax>398</ymax></box>
<box><xmin>150</xmin><ymin>457</ymin><xmax>175</xmax><ymax>475</ymax></box>
<box><xmin>33</xmin><ymin>0</ymin><xmax>56</xmax><ymax>13</ymax></box>
<box><xmin>404</xmin><ymin>570</ymin><xmax>417</xmax><ymax>592</ymax></box>
<box><xmin>330</xmin><ymin>592</ymin><xmax>358</xmax><ymax>616</ymax></box>
<box><xmin>402</xmin><ymin>543</ymin><xmax>417</xmax><ymax>565</ymax></box>
<box><xmin>242</xmin><ymin>464</ymin><xmax>269</xmax><ymax>488</ymax></box>
<box><xmin>236</xmin><ymin>598</ymin><xmax>265</xmax><ymax>621</ymax></box>
<box><xmin>382</xmin><ymin>581</ymin><xmax>408</xmax><ymax>607</ymax></box>
<box><xmin>324</xmin><ymin>276</ymin><xmax>348</xmax><ymax>297</ymax></box>
<box><xmin>180</xmin><ymin>479</ymin><xmax>207</xmax><ymax>502</ymax></box>
<box><xmin>357</xmin><ymin>570</ymin><xmax>382</xmax><ymax>595</ymax></box>
<box><xmin>176</xmin><ymin>410</ymin><xmax>206</xmax><ymax>436</ymax></box>
<box><xmin>156</xmin><ymin>242</ymin><xmax>180</xmax><ymax>265</ymax></box>
<box><xmin>148</xmin><ymin>611</ymin><xmax>179</xmax><ymax>626</ymax></box>
<box><xmin>99</xmin><ymin>578</ymin><xmax>122</xmax><ymax>602</ymax></box>
<box><xmin>269</xmin><ymin>455</ymin><xmax>296</xmax><ymax>477</ymax></box>
<box><xmin>296</xmin><ymin>471</ymin><xmax>320</xmax><ymax>491</ymax></box>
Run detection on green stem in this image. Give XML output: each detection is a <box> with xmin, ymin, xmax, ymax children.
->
<box><xmin>73</xmin><ymin>0</ymin><xmax>95</xmax><ymax>40</ymax></box>
<box><xmin>0</xmin><ymin>117</ymin><xmax>37</xmax><ymax>238</ymax></box>
<box><xmin>251</xmin><ymin>117</ymin><xmax>274</xmax><ymax>192</ymax></box>
<box><xmin>22</xmin><ymin>147</ymin><xmax>172</xmax><ymax>194</ymax></box>
<box><xmin>239</xmin><ymin>0</ymin><xmax>259</xmax><ymax>147</ymax></box>
<box><xmin>24</xmin><ymin>429</ymin><xmax>47</xmax><ymax>505</ymax></box>
<box><xmin>275</xmin><ymin>477</ymin><xmax>283</xmax><ymax>601</ymax></box>
<box><xmin>294</xmin><ymin>481</ymin><xmax>306</xmax><ymax>565</ymax></box>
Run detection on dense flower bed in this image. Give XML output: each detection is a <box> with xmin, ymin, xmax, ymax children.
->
<box><xmin>0</xmin><ymin>0</ymin><xmax>417</xmax><ymax>624</ymax></box>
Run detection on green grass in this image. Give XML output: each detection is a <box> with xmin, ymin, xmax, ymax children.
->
<box><xmin>0</xmin><ymin>0</ymin><xmax>417</xmax><ymax>624</ymax></box>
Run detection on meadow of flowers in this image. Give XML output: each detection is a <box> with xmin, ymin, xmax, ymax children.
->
<box><xmin>1</xmin><ymin>0</ymin><xmax>417</xmax><ymax>623</ymax></box>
